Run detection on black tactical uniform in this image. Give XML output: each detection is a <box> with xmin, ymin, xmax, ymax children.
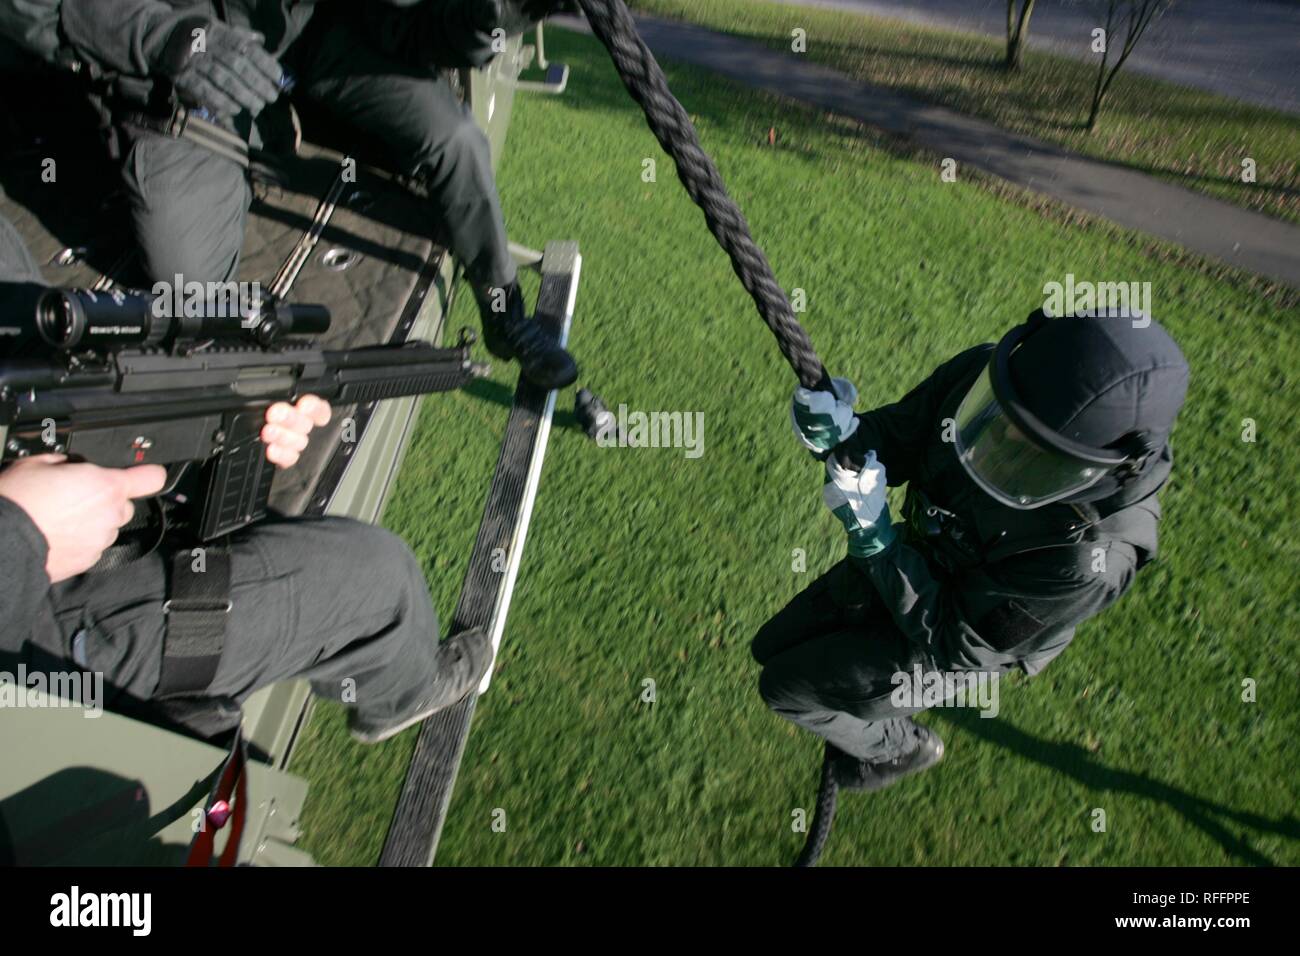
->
<box><xmin>0</xmin><ymin>209</ymin><xmax>486</xmax><ymax>741</ymax></box>
<box><xmin>758</xmin><ymin>314</ymin><xmax>1188</xmax><ymax>776</ymax></box>
<box><xmin>0</xmin><ymin>0</ymin><xmax>577</xmax><ymax>386</ymax></box>
<box><xmin>0</xmin><ymin>0</ymin><xmax>513</xmax><ymax>288</ymax></box>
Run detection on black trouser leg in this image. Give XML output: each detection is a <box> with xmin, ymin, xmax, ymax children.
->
<box><xmin>291</xmin><ymin>17</ymin><xmax>517</xmax><ymax>291</ymax></box>
<box><xmin>752</xmin><ymin>559</ymin><xmax>928</xmax><ymax>762</ymax></box>
<box><xmin>36</xmin><ymin>518</ymin><xmax>440</xmax><ymax>735</ymax></box>
<box><xmin>118</xmin><ymin>127</ymin><xmax>251</xmax><ymax>285</ymax></box>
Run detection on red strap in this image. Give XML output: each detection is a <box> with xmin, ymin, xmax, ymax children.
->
<box><xmin>186</xmin><ymin>737</ymin><xmax>248</xmax><ymax>867</ymax></box>
<box><xmin>217</xmin><ymin>763</ymin><xmax>248</xmax><ymax>868</ymax></box>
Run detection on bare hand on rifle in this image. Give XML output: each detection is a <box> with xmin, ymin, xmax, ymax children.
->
<box><xmin>262</xmin><ymin>395</ymin><xmax>331</xmax><ymax>470</ymax></box>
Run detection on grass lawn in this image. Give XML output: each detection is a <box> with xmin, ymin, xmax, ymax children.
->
<box><xmin>289</xmin><ymin>26</ymin><xmax>1299</xmax><ymax>866</ymax></box>
<box><xmin>629</xmin><ymin>0</ymin><xmax>1300</xmax><ymax>225</ymax></box>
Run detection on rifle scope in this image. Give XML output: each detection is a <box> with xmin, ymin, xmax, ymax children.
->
<box><xmin>36</xmin><ymin>289</ymin><xmax>331</xmax><ymax>351</ymax></box>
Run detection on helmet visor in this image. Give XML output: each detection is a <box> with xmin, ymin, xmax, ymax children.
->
<box><xmin>954</xmin><ymin>366</ymin><xmax>1112</xmax><ymax>509</ymax></box>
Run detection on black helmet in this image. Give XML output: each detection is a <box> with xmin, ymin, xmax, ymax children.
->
<box><xmin>953</xmin><ymin>310</ymin><xmax>1189</xmax><ymax>509</ymax></box>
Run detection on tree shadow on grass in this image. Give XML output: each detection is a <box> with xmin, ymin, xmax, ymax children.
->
<box><xmin>1090</xmin><ymin>158</ymin><xmax>1300</xmax><ymax>201</ymax></box>
<box><xmin>544</xmin><ymin>25</ymin><xmax>1087</xmax><ymax>183</ymax></box>
<box><xmin>691</xmin><ymin>28</ymin><xmax>1088</xmax><ymax>130</ymax></box>
<box><xmin>795</xmin><ymin>37</ymin><xmax>1007</xmax><ymax>76</ymax></box>
<box><xmin>547</xmin><ymin>25</ymin><xmax>1300</xmax><ymax>229</ymax></box>
<box><xmin>541</xmin><ymin>27</ymin><xmax>931</xmax><ymax>172</ymax></box>
<box><xmin>934</xmin><ymin>707</ymin><xmax>1299</xmax><ymax>866</ymax></box>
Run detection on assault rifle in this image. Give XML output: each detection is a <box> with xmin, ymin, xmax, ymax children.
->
<box><xmin>0</xmin><ymin>287</ymin><xmax>485</xmax><ymax>540</ymax></box>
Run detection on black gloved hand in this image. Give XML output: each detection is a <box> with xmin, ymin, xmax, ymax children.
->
<box><xmin>441</xmin><ymin>0</ymin><xmax>570</xmax><ymax>64</ymax></box>
<box><xmin>156</xmin><ymin>17</ymin><xmax>286</xmax><ymax>119</ymax></box>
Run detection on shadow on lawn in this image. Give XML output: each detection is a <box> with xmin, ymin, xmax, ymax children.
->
<box><xmin>552</xmin><ymin>24</ymin><xmax>1299</xmax><ymax>216</ymax></box>
<box><xmin>461</xmin><ymin>375</ymin><xmax>579</xmax><ymax>431</ymax></box>
<box><xmin>543</xmin><ymin>28</ymin><xmax>910</xmax><ymax>161</ymax></box>
<box><xmin>935</xmin><ymin>707</ymin><xmax>1300</xmax><ymax>866</ymax></box>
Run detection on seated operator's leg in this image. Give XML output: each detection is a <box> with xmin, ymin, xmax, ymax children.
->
<box><xmin>287</xmin><ymin>21</ymin><xmax>578</xmax><ymax>389</ymax></box>
<box><xmin>118</xmin><ymin>127</ymin><xmax>252</xmax><ymax>284</ymax></box>
<box><xmin>39</xmin><ymin>517</ymin><xmax>490</xmax><ymax>742</ymax></box>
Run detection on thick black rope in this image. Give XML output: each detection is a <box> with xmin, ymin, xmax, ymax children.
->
<box><xmin>794</xmin><ymin>744</ymin><xmax>839</xmax><ymax>867</ymax></box>
<box><xmin>572</xmin><ymin>0</ymin><xmax>838</xmax><ymax>862</ymax></box>
<box><xmin>575</xmin><ymin>0</ymin><xmax>829</xmax><ymax>390</ymax></box>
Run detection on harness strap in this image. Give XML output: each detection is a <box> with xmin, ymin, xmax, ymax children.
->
<box><xmin>118</xmin><ymin>107</ymin><xmax>252</xmax><ymax>168</ymax></box>
<box><xmin>186</xmin><ymin>729</ymin><xmax>248</xmax><ymax>867</ymax></box>
<box><xmin>87</xmin><ymin>498</ymin><xmax>169</xmax><ymax>573</ymax></box>
<box><xmin>159</xmin><ymin>544</ymin><xmax>232</xmax><ymax>698</ymax></box>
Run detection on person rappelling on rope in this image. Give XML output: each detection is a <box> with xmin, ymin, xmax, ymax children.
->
<box><xmin>571</xmin><ymin>0</ymin><xmax>1188</xmax><ymax>839</ymax></box>
<box><xmin>758</xmin><ymin>309</ymin><xmax>1188</xmax><ymax>793</ymax></box>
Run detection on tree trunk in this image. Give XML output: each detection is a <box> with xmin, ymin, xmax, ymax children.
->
<box><xmin>1005</xmin><ymin>0</ymin><xmax>1017</xmax><ymax>67</ymax></box>
<box><xmin>1004</xmin><ymin>0</ymin><xmax>1037</xmax><ymax>71</ymax></box>
<box><xmin>1086</xmin><ymin>0</ymin><xmax>1118</xmax><ymax>131</ymax></box>
<box><xmin>1087</xmin><ymin>69</ymin><xmax>1109</xmax><ymax>131</ymax></box>
<box><xmin>1005</xmin><ymin>35</ymin><xmax>1022</xmax><ymax>69</ymax></box>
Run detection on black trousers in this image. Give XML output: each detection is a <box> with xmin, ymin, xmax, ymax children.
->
<box><xmin>121</xmin><ymin>13</ymin><xmax>515</xmax><ymax>291</ymax></box>
<box><xmin>752</xmin><ymin>559</ymin><xmax>934</xmax><ymax>762</ymax></box>
<box><xmin>32</xmin><ymin>517</ymin><xmax>440</xmax><ymax>737</ymax></box>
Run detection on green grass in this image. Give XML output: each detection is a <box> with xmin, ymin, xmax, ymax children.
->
<box><xmin>290</xmin><ymin>27</ymin><xmax>1300</xmax><ymax>866</ymax></box>
<box><xmin>629</xmin><ymin>0</ymin><xmax>1300</xmax><ymax>224</ymax></box>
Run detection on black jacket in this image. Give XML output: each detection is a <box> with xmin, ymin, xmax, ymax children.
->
<box><xmin>0</xmin><ymin>497</ymin><xmax>53</xmax><ymax>651</ymax></box>
<box><xmin>0</xmin><ymin>0</ymin><xmax>505</xmax><ymax>95</ymax></box>
<box><xmin>840</xmin><ymin>346</ymin><xmax>1165</xmax><ymax>674</ymax></box>
<box><xmin>0</xmin><ymin>208</ymin><xmax>56</xmax><ymax>652</ymax></box>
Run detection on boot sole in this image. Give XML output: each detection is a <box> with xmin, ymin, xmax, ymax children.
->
<box><xmin>349</xmin><ymin>685</ymin><xmax>480</xmax><ymax>745</ymax></box>
<box><xmin>350</xmin><ymin>635</ymin><xmax>494</xmax><ymax>745</ymax></box>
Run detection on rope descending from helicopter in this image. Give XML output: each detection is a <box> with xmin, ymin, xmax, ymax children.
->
<box><xmin>576</xmin><ymin>0</ymin><xmax>829</xmax><ymax>391</ymax></box>
<box><xmin>574</xmin><ymin>0</ymin><xmax>842</xmax><ymax>865</ymax></box>
<box><xmin>794</xmin><ymin>745</ymin><xmax>839</xmax><ymax>867</ymax></box>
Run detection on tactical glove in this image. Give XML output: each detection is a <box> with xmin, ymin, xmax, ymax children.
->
<box><xmin>59</xmin><ymin>0</ymin><xmax>285</xmax><ymax>117</ymax></box>
<box><xmin>791</xmin><ymin>377</ymin><xmax>859</xmax><ymax>454</ymax></box>
<box><xmin>823</xmin><ymin>450</ymin><xmax>896</xmax><ymax>558</ymax></box>
<box><xmin>427</xmin><ymin>0</ymin><xmax>574</xmax><ymax>67</ymax></box>
<box><xmin>498</xmin><ymin>0</ymin><xmax>579</xmax><ymax>33</ymax></box>
<box><xmin>158</xmin><ymin>17</ymin><xmax>286</xmax><ymax>118</ymax></box>
<box><xmin>362</xmin><ymin>0</ymin><xmax>564</xmax><ymax>70</ymax></box>
<box><xmin>425</xmin><ymin>0</ymin><xmax>508</xmax><ymax>68</ymax></box>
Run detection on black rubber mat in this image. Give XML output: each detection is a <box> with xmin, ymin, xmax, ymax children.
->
<box><xmin>380</xmin><ymin>243</ymin><xmax>578</xmax><ymax>867</ymax></box>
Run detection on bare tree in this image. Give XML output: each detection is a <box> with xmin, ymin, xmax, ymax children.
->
<box><xmin>1086</xmin><ymin>0</ymin><xmax>1176</xmax><ymax>131</ymax></box>
<box><xmin>1005</xmin><ymin>0</ymin><xmax>1038</xmax><ymax>70</ymax></box>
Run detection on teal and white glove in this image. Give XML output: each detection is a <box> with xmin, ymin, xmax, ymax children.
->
<box><xmin>823</xmin><ymin>450</ymin><xmax>896</xmax><ymax>558</ymax></box>
<box><xmin>791</xmin><ymin>378</ymin><xmax>859</xmax><ymax>455</ymax></box>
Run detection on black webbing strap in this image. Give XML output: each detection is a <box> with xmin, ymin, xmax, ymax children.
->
<box><xmin>159</xmin><ymin>544</ymin><xmax>232</xmax><ymax>697</ymax></box>
<box><xmin>88</xmin><ymin>498</ymin><xmax>168</xmax><ymax>573</ymax></box>
<box><xmin>794</xmin><ymin>743</ymin><xmax>839</xmax><ymax>867</ymax></box>
<box><xmin>118</xmin><ymin>107</ymin><xmax>252</xmax><ymax>168</ymax></box>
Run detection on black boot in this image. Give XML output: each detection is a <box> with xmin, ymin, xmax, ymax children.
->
<box><xmin>477</xmin><ymin>281</ymin><xmax>578</xmax><ymax>390</ymax></box>
<box><xmin>830</xmin><ymin>725</ymin><xmax>945</xmax><ymax>792</ymax></box>
<box><xmin>349</xmin><ymin>627</ymin><xmax>494</xmax><ymax>744</ymax></box>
